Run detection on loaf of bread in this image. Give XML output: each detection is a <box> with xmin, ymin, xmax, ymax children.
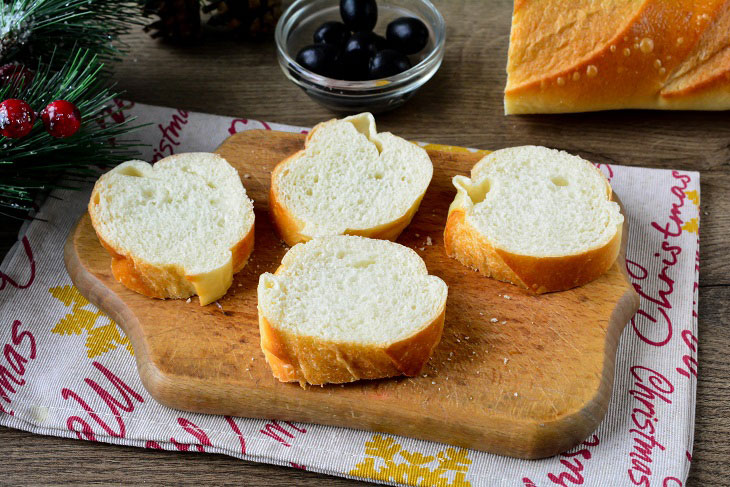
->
<box><xmin>257</xmin><ymin>235</ymin><xmax>448</xmax><ymax>386</ymax></box>
<box><xmin>505</xmin><ymin>0</ymin><xmax>730</xmax><ymax>114</ymax></box>
<box><xmin>269</xmin><ymin>112</ymin><xmax>433</xmax><ymax>246</ymax></box>
<box><xmin>444</xmin><ymin>146</ymin><xmax>623</xmax><ymax>293</ymax></box>
<box><xmin>88</xmin><ymin>153</ymin><xmax>255</xmax><ymax>306</ymax></box>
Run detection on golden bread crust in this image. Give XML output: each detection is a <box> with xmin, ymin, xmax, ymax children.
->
<box><xmin>505</xmin><ymin>0</ymin><xmax>730</xmax><ymax>113</ymax></box>
<box><xmin>444</xmin><ymin>208</ymin><xmax>622</xmax><ymax>294</ymax></box>
<box><xmin>259</xmin><ymin>308</ymin><xmax>446</xmax><ymax>387</ymax></box>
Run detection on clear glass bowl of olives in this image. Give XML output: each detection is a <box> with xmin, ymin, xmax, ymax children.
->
<box><xmin>275</xmin><ymin>0</ymin><xmax>445</xmax><ymax>113</ymax></box>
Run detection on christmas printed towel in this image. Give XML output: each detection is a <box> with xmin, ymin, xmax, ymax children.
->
<box><xmin>0</xmin><ymin>101</ymin><xmax>700</xmax><ymax>487</ymax></box>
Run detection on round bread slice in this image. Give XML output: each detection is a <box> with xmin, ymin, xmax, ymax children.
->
<box><xmin>88</xmin><ymin>153</ymin><xmax>255</xmax><ymax>306</ymax></box>
<box><xmin>269</xmin><ymin>112</ymin><xmax>433</xmax><ymax>246</ymax></box>
<box><xmin>444</xmin><ymin>146</ymin><xmax>624</xmax><ymax>293</ymax></box>
<box><xmin>257</xmin><ymin>235</ymin><xmax>448</xmax><ymax>386</ymax></box>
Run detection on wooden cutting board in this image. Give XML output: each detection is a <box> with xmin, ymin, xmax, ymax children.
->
<box><xmin>64</xmin><ymin>130</ymin><xmax>639</xmax><ymax>459</ymax></box>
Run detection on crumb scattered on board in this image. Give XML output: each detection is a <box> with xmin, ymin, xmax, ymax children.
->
<box><xmin>186</xmin><ymin>297</ymin><xmax>191</xmax><ymax>304</ymax></box>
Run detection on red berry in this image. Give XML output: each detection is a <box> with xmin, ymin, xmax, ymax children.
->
<box><xmin>0</xmin><ymin>64</ymin><xmax>35</xmax><ymax>90</ymax></box>
<box><xmin>0</xmin><ymin>99</ymin><xmax>36</xmax><ymax>139</ymax></box>
<box><xmin>41</xmin><ymin>100</ymin><xmax>82</xmax><ymax>138</ymax></box>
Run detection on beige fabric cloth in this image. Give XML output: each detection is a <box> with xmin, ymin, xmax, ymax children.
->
<box><xmin>0</xmin><ymin>102</ymin><xmax>700</xmax><ymax>486</ymax></box>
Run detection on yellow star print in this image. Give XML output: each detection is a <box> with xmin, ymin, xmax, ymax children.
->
<box><xmin>685</xmin><ymin>190</ymin><xmax>699</xmax><ymax>207</ymax></box>
<box><xmin>49</xmin><ymin>285</ymin><xmax>134</xmax><ymax>358</ymax></box>
<box><xmin>349</xmin><ymin>434</ymin><xmax>472</xmax><ymax>486</ymax></box>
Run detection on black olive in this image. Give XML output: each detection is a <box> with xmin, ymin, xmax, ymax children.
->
<box><xmin>295</xmin><ymin>44</ymin><xmax>340</xmax><ymax>78</ymax></box>
<box><xmin>368</xmin><ymin>49</ymin><xmax>412</xmax><ymax>78</ymax></box>
<box><xmin>313</xmin><ymin>21</ymin><xmax>350</xmax><ymax>46</ymax></box>
<box><xmin>386</xmin><ymin>17</ymin><xmax>429</xmax><ymax>55</ymax></box>
<box><xmin>340</xmin><ymin>32</ymin><xmax>387</xmax><ymax>80</ymax></box>
<box><xmin>340</xmin><ymin>0</ymin><xmax>377</xmax><ymax>32</ymax></box>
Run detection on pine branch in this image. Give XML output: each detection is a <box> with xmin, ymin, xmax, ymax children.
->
<box><xmin>0</xmin><ymin>49</ymin><xmax>146</xmax><ymax>214</ymax></box>
<box><xmin>1</xmin><ymin>0</ymin><xmax>146</xmax><ymax>68</ymax></box>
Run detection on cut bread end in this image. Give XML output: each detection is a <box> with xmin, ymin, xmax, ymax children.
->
<box><xmin>269</xmin><ymin>112</ymin><xmax>433</xmax><ymax>246</ymax></box>
<box><xmin>88</xmin><ymin>153</ymin><xmax>255</xmax><ymax>305</ymax></box>
<box><xmin>257</xmin><ymin>236</ymin><xmax>448</xmax><ymax>386</ymax></box>
<box><xmin>445</xmin><ymin>146</ymin><xmax>623</xmax><ymax>293</ymax></box>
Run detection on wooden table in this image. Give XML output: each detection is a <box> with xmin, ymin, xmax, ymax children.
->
<box><xmin>2</xmin><ymin>1</ymin><xmax>728</xmax><ymax>485</ymax></box>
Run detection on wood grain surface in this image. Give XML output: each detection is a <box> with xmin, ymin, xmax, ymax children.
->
<box><xmin>64</xmin><ymin>129</ymin><xmax>638</xmax><ymax>459</ymax></box>
<box><xmin>1</xmin><ymin>0</ymin><xmax>728</xmax><ymax>484</ymax></box>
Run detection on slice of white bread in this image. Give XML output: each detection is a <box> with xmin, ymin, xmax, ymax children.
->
<box><xmin>444</xmin><ymin>146</ymin><xmax>624</xmax><ymax>293</ymax></box>
<box><xmin>88</xmin><ymin>153</ymin><xmax>255</xmax><ymax>306</ymax></box>
<box><xmin>269</xmin><ymin>112</ymin><xmax>433</xmax><ymax>246</ymax></box>
<box><xmin>257</xmin><ymin>235</ymin><xmax>448</xmax><ymax>386</ymax></box>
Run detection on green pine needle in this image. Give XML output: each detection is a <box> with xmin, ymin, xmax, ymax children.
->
<box><xmin>0</xmin><ymin>1</ymin><xmax>148</xmax><ymax>216</ymax></box>
<box><xmin>0</xmin><ymin>49</ymin><xmax>147</xmax><ymax>213</ymax></box>
<box><xmin>1</xmin><ymin>0</ymin><xmax>146</xmax><ymax>68</ymax></box>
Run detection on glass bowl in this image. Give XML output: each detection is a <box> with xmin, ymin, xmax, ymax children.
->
<box><xmin>275</xmin><ymin>0</ymin><xmax>446</xmax><ymax>113</ymax></box>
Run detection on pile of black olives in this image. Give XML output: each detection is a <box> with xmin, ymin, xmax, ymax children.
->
<box><xmin>295</xmin><ymin>0</ymin><xmax>430</xmax><ymax>81</ymax></box>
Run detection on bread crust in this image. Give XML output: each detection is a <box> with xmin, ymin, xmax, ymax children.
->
<box><xmin>505</xmin><ymin>0</ymin><xmax>730</xmax><ymax>114</ymax></box>
<box><xmin>269</xmin><ymin>116</ymin><xmax>428</xmax><ymax>246</ymax></box>
<box><xmin>259</xmin><ymin>306</ymin><xmax>446</xmax><ymax>387</ymax></box>
<box><xmin>445</xmin><ymin>209</ymin><xmax>621</xmax><ymax>293</ymax></box>
<box><xmin>88</xmin><ymin>160</ymin><xmax>255</xmax><ymax>305</ymax></box>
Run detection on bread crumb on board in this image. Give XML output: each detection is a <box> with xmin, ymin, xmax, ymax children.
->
<box><xmin>504</xmin><ymin>357</ymin><xmax>509</xmax><ymax>365</ymax></box>
<box><xmin>426</xmin><ymin>236</ymin><xmax>433</xmax><ymax>246</ymax></box>
<box><xmin>215</xmin><ymin>301</ymin><xmax>223</xmax><ymax>310</ymax></box>
<box><xmin>490</xmin><ymin>317</ymin><xmax>498</xmax><ymax>323</ymax></box>
<box><xmin>503</xmin><ymin>295</ymin><xmax>511</xmax><ymax>300</ymax></box>
<box><xmin>243</xmin><ymin>173</ymin><xmax>251</xmax><ymax>179</ymax></box>
<box><xmin>186</xmin><ymin>297</ymin><xmax>191</xmax><ymax>303</ymax></box>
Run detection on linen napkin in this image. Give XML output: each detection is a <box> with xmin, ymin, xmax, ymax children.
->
<box><xmin>0</xmin><ymin>101</ymin><xmax>700</xmax><ymax>487</ymax></box>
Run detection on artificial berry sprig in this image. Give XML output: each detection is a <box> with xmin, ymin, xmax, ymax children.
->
<box><xmin>0</xmin><ymin>98</ymin><xmax>82</xmax><ymax>140</ymax></box>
